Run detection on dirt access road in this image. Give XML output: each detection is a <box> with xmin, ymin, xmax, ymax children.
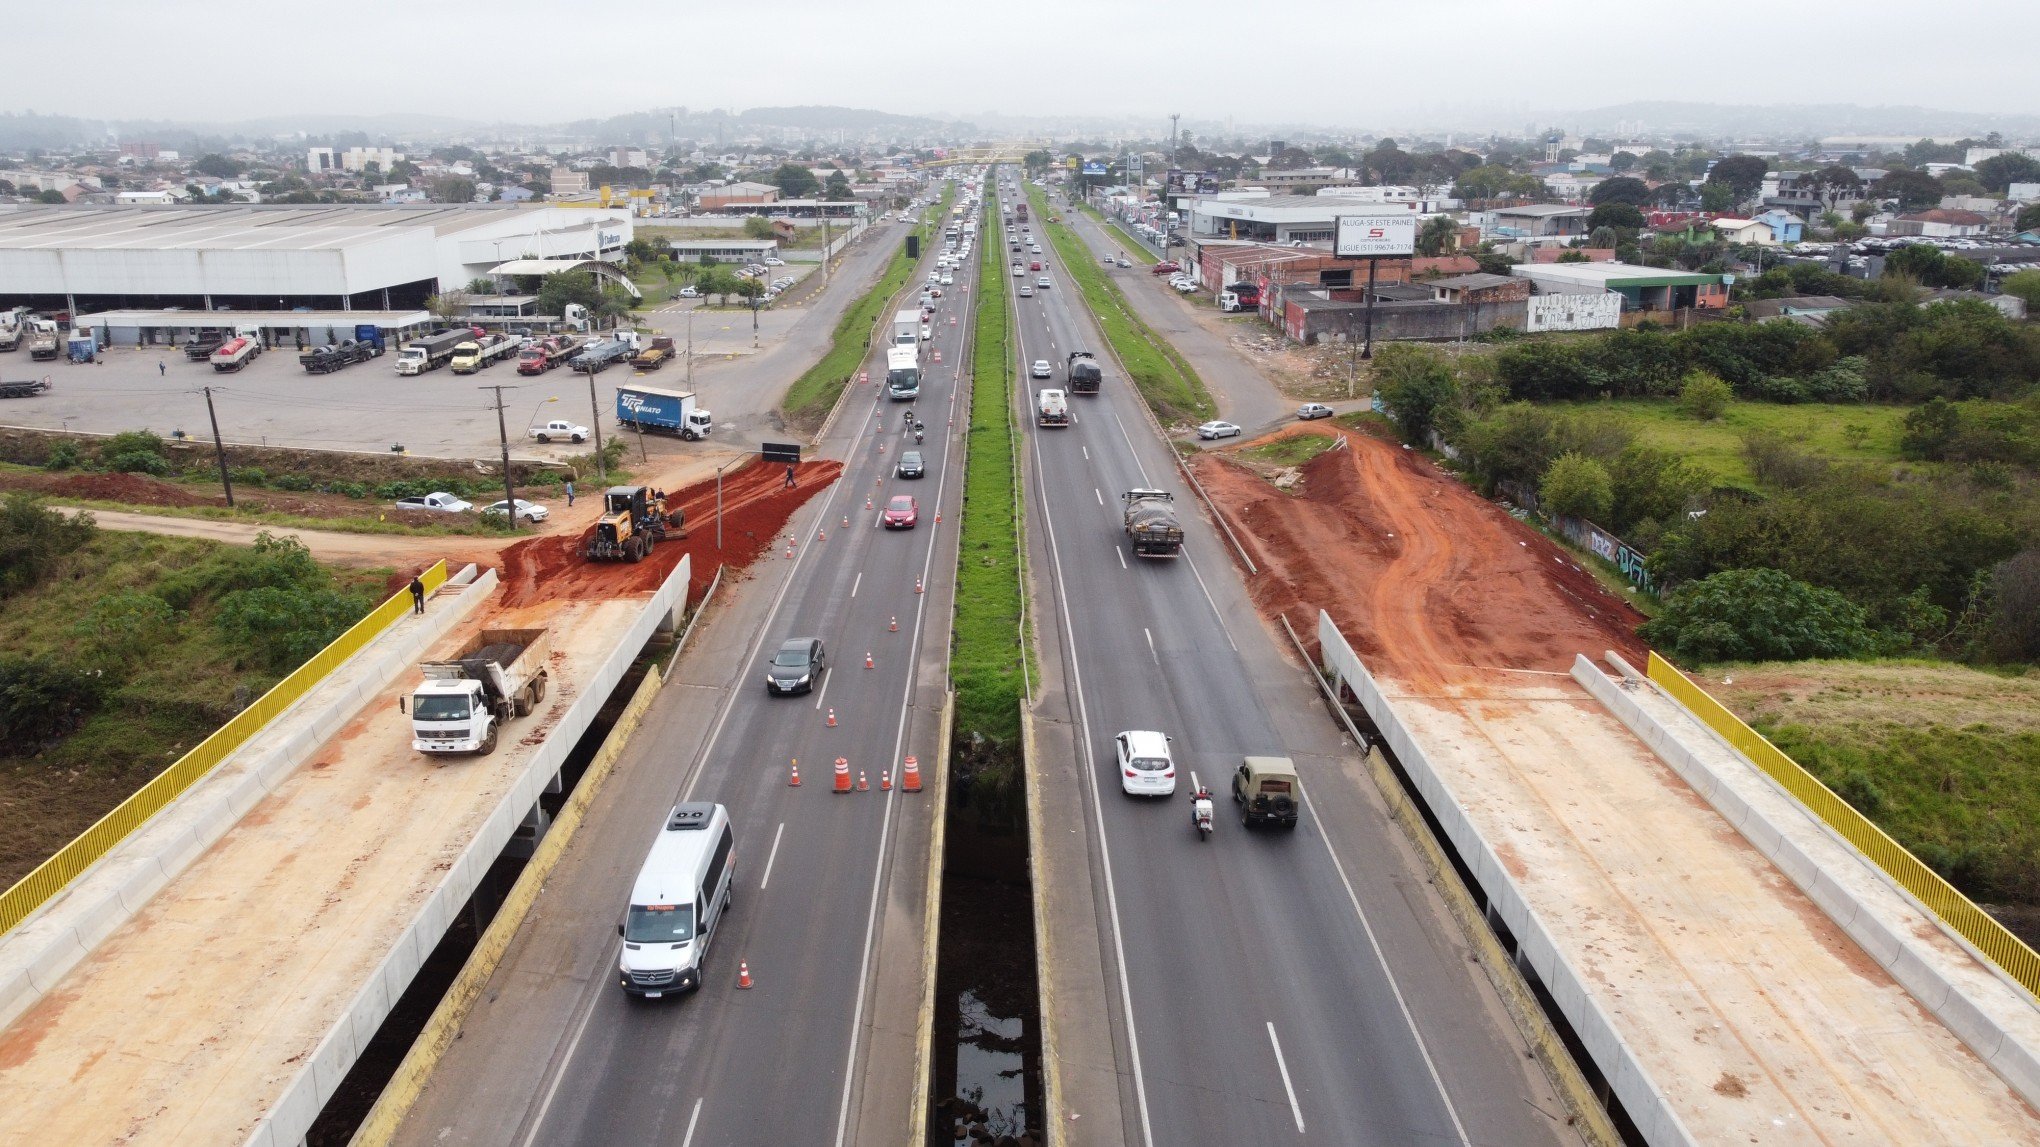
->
<box><xmin>1194</xmin><ymin>423</ymin><xmax>1649</xmax><ymax>684</ymax></box>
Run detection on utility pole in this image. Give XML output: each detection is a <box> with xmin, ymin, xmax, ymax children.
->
<box><xmin>479</xmin><ymin>384</ymin><xmax>521</xmax><ymax>532</ymax></box>
<box><xmin>202</xmin><ymin>386</ymin><xmax>234</xmax><ymax>507</ymax></box>
<box><xmin>584</xmin><ymin>372</ymin><xmax>607</xmax><ymax>483</ymax></box>
<box><xmin>1361</xmin><ymin>256</ymin><xmax>1381</xmax><ymax>360</ymax></box>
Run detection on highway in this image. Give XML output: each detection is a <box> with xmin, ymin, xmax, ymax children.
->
<box><xmin>393</xmin><ymin>179</ymin><xmax>981</xmax><ymax>1146</ymax></box>
<box><xmin>1002</xmin><ymin>176</ymin><xmax>1571</xmax><ymax>1146</ymax></box>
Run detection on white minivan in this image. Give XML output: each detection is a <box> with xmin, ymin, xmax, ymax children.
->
<box><xmin>618</xmin><ymin>801</ymin><xmax>735</xmax><ymax>998</ymax></box>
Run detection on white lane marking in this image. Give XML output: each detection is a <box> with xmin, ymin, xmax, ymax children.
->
<box><xmin>1144</xmin><ymin>627</ymin><xmax>1157</xmax><ymax>665</ymax></box>
<box><xmin>813</xmin><ymin>666</ymin><xmax>832</xmax><ymax>709</ymax></box>
<box><xmin>1094</xmin><ymin>488</ymin><xmax>1103</xmax><ymax>505</ymax></box>
<box><xmin>834</xmin><ymin>278</ymin><xmax>969</xmax><ymax>1147</ymax></box>
<box><xmin>1180</xmin><ymin>549</ymin><xmax>1240</xmax><ymax>653</ymax></box>
<box><xmin>679</xmin><ymin>1097</ymin><xmax>704</xmax><ymax>1147</ymax></box>
<box><xmin>850</xmin><ymin>571</ymin><xmax>862</xmax><ymax>598</ymax></box>
<box><xmin>1082</xmin><ymin>445</ymin><xmax>1090</xmax><ymax>461</ymax></box>
<box><xmin>759</xmin><ymin>822</ymin><xmax>786</xmax><ymax>890</ymax></box>
<box><xmin>1267</xmin><ymin>1024</ymin><xmax>1305</xmax><ymax>1135</ymax></box>
<box><xmin>1115</xmin><ymin>546</ymin><xmax>1127</xmax><ymax>570</ymax></box>
<box><xmin>1029</xmin><ymin>365</ymin><xmax>1157</xmax><ymax>1147</ymax></box>
<box><xmin>1302</xmin><ymin>780</ymin><xmax>1473</xmax><ymax>1146</ymax></box>
<box><xmin>1110</xmin><ymin>411</ymin><xmax>1157</xmax><ymax>487</ymax></box>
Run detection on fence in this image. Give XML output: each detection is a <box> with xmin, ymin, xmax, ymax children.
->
<box><xmin>0</xmin><ymin>560</ymin><xmax>449</xmax><ymax>936</ymax></box>
<box><xmin>1647</xmin><ymin>651</ymin><xmax>2040</xmax><ymax>1001</ymax></box>
<box><xmin>1497</xmin><ymin>479</ymin><xmax>1655</xmax><ymax>595</ymax></box>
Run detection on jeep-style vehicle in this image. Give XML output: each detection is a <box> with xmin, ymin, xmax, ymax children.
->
<box><xmin>1233</xmin><ymin>756</ymin><xmax>1301</xmax><ymax>830</ymax></box>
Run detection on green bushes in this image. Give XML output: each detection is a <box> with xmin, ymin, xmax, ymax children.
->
<box><xmin>0</xmin><ymin>656</ymin><xmax>110</xmax><ymax>753</ymax></box>
<box><xmin>100</xmin><ymin>430</ymin><xmax>172</xmax><ymax>475</ymax></box>
<box><xmin>1640</xmin><ymin>568</ymin><xmax>1874</xmax><ymax>662</ymax></box>
<box><xmin>0</xmin><ymin>495</ymin><xmax>96</xmax><ymax>597</ymax></box>
<box><xmin>1538</xmin><ymin>453</ymin><xmax>1613</xmax><ymax>522</ymax></box>
<box><xmin>1677</xmin><ymin>370</ymin><xmax>1733</xmax><ymax>420</ymax></box>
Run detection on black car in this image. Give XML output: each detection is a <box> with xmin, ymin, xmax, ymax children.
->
<box><xmin>896</xmin><ymin>450</ymin><xmax>926</xmax><ymax>479</ymax></box>
<box><xmin>765</xmin><ymin>637</ymin><xmax>826</xmax><ymax>695</ymax></box>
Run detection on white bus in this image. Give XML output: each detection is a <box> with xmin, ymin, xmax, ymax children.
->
<box><xmin>886</xmin><ymin>344</ymin><xmax>921</xmax><ymax>401</ymax></box>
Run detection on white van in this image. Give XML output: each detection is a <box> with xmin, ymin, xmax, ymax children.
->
<box><xmin>617</xmin><ymin>801</ymin><xmax>735</xmax><ymax>997</ymax></box>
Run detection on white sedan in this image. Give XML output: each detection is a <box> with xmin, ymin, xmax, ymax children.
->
<box><xmin>1196</xmin><ymin>421</ymin><xmax>1242</xmax><ymax>440</ymax></box>
<box><xmin>1030</xmin><ymin>359</ymin><xmax>1052</xmax><ymax>379</ymax></box>
<box><xmin>481</xmin><ymin>498</ymin><xmax>549</xmax><ymax>523</ymax></box>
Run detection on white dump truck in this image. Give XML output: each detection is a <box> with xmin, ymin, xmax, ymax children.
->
<box><xmin>405</xmin><ymin>627</ymin><xmax>553</xmax><ymax>756</ymax></box>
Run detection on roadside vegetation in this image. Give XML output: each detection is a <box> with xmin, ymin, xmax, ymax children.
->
<box><xmin>1073</xmin><ymin>201</ymin><xmax>1159</xmax><ymax>266</ymax></box>
<box><xmin>1239</xmin><ymin>432</ymin><xmax>1338</xmax><ymax>469</ymax></box>
<box><xmin>1029</xmin><ymin>184</ymin><xmax>1216</xmax><ymax>425</ymax></box>
<box><xmin>780</xmin><ymin>184</ymin><xmax>952</xmax><ymax>429</ymax></box>
<box><xmin>949</xmin><ymin>208</ymin><xmax>1027</xmax><ymax>822</ymax></box>
<box><xmin>0</xmin><ymin>497</ymin><xmax>388</xmax><ymax>885</ymax></box>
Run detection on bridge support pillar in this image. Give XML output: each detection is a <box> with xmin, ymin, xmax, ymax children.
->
<box><xmin>506</xmin><ymin>800</ymin><xmax>552</xmax><ymax>860</ymax></box>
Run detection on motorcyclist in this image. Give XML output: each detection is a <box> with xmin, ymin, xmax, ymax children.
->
<box><xmin>1190</xmin><ymin>785</ymin><xmax>1214</xmax><ymax>825</ymax></box>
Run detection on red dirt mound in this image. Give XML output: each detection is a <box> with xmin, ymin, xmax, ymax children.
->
<box><xmin>1192</xmin><ymin>426</ymin><xmax>1648</xmax><ymax>690</ymax></box>
<box><xmin>44</xmin><ymin>472</ymin><xmax>212</xmax><ymax>507</ymax></box>
<box><xmin>492</xmin><ymin>457</ymin><xmax>843</xmax><ymax>609</ymax></box>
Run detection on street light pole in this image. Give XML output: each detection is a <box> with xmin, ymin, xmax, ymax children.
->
<box><xmin>584</xmin><ymin>377</ymin><xmax>606</xmax><ymax>483</ymax></box>
<box><xmin>713</xmin><ymin>455</ymin><xmax>747</xmax><ymax>552</ymax></box>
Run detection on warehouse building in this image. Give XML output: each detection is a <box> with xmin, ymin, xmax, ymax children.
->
<box><xmin>0</xmin><ymin>204</ymin><xmax>635</xmax><ymax>345</ymax></box>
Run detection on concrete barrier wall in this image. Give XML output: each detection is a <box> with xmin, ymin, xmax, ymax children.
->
<box><xmin>1576</xmin><ymin>652</ymin><xmax>2040</xmax><ymax>1110</ymax></box>
<box><xmin>0</xmin><ymin>566</ymin><xmax>489</xmax><ymax>1033</ymax></box>
<box><xmin>1315</xmin><ymin>610</ymin><xmax>1697</xmax><ymax>1147</ymax></box>
<box><xmin>247</xmin><ymin>554</ymin><xmax>690</xmax><ymax>1147</ymax></box>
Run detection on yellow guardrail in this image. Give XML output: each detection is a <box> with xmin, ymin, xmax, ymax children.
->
<box><xmin>0</xmin><ymin>560</ymin><xmax>449</xmax><ymax>936</ymax></box>
<box><xmin>1647</xmin><ymin>651</ymin><xmax>2040</xmax><ymax>1000</ymax></box>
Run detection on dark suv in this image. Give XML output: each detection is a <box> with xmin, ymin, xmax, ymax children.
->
<box><xmin>896</xmin><ymin>450</ymin><xmax>926</xmax><ymax>479</ymax></box>
<box><xmin>765</xmin><ymin>637</ymin><xmax>826</xmax><ymax>695</ymax></box>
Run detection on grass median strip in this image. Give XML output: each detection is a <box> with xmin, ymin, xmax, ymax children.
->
<box><xmin>1076</xmin><ymin>201</ymin><xmax>1158</xmax><ymax>266</ymax></box>
<box><xmin>951</xmin><ymin>209</ymin><xmax>1025</xmax><ymax>748</ymax></box>
<box><xmin>1030</xmin><ymin>184</ymin><xmax>1215</xmax><ymax>425</ymax></box>
<box><xmin>780</xmin><ymin>184</ymin><xmax>956</xmax><ymax>430</ymax></box>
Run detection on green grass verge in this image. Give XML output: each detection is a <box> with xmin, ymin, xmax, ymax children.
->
<box><xmin>1547</xmin><ymin>398</ymin><xmax>1912</xmax><ymax>486</ymax></box>
<box><xmin>779</xmin><ymin>185</ymin><xmax>954</xmax><ymax>428</ymax></box>
<box><xmin>47</xmin><ymin>497</ymin><xmax>521</xmax><ymax>537</ymax></box>
<box><xmin>1710</xmin><ymin>660</ymin><xmax>2040</xmax><ymax>912</ymax></box>
<box><xmin>1074</xmin><ymin>201</ymin><xmax>1160</xmax><ymax>266</ymax></box>
<box><xmin>951</xmin><ymin>205</ymin><xmax>1025</xmax><ymax>747</ymax></box>
<box><xmin>1239</xmin><ymin>433</ymin><xmax>1337</xmax><ymax>468</ymax></box>
<box><xmin>1029</xmin><ymin>184</ymin><xmax>1215</xmax><ymax>425</ymax></box>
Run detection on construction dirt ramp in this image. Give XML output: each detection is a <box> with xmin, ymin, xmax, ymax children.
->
<box><xmin>1191</xmin><ymin>424</ymin><xmax>1648</xmax><ymax>689</ymax></box>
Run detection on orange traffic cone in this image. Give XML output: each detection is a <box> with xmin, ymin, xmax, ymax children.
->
<box><xmin>789</xmin><ymin>760</ymin><xmax>801</xmax><ymax>786</ymax></box>
<box><xmin>915</xmin><ymin>577</ymin><xmax>924</xmax><ymax>594</ymax></box>
<box><xmin>902</xmin><ymin>756</ymin><xmax>922</xmax><ymax>793</ymax></box>
<box><xmin>889</xmin><ymin>616</ymin><xmax>898</xmax><ymax>632</ymax></box>
<box><xmin>866</xmin><ymin>496</ymin><xmax>873</xmax><ymax>510</ymax></box>
<box><xmin>826</xmin><ymin>707</ymin><xmax>837</xmax><ymax>727</ymax></box>
<box><xmin>881</xmin><ymin>770</ymin><xmax>893</xmax><ymax>791</ymax></box>
<box><xmin>785</xmin><ymin>543</ymin><xmax>794</xmax><ymax>558</ymax></box>
<box><xmin>856</xmin><ymin>771</ymin><xmax>869</xmax><ymax>792</ymax></box>
<box><xmin>738</xmin><ymin>960</ymin><xmax>753</xmax><ymax>989</ymax></box>
<box><xmin>935</xmin><ymin>511</ymin><xmax>941</xmax><ymax>523</ymax></box>
<box><xmin>879</xmin><ymin>443</ymin><xmax>886</xmax><ymax>453</ymax></box>
<box><xmin>819</xmin><ymin>528</ymin><xmax>826</xmax><ymax>542</ymax></box>
<box><xmin>842</xmin><ymin>515</ymin><xmax>849</xmax><ymax>528</ymax></box>
<box><xmin>833</xmin><ymin>757</ymin><xmax>852</xmax><ymax>793</ymax></box>
<box><xmin>865</xmin><ymin>651</ymin><xmax>874</xmax><ymax>669</ymax></box>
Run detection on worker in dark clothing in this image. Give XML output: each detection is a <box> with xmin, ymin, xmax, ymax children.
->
<box><xmin>409</xmin><ymin>576</ymin><xmax>426</xmax><ymax>615</ymax></box>
<box><xmin>784</xmin><ymin>462</ymin><xmax>797</xmax><ymax>489</ymax></box>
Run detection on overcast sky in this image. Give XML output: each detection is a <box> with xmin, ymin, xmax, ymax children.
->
<box><xmin>7</xmin><ymin>0</ymin><xmax>2039</xmax><ymax>131</ymax></box>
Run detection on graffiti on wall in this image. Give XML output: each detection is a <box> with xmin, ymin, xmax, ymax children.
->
<box><xmin>1498</xmin><ymin>479</ymin><xmax>1655</xmax><ymax>595</ymax></box>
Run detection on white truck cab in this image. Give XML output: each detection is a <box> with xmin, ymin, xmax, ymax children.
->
<box><xmin>619</xmin><ymin>802</ymin><xmax>735</xmax><ymax>997</ymax></box>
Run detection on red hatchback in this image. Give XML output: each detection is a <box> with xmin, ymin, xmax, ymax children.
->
<box><xmin>882</xmin><ymin>495</ymin><xmax>919</xmax><ymax>529</ymax></box>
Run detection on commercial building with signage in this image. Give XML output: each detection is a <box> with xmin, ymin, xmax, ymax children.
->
<box><xmin>1189</xmin><ymin>194</ymin><xmax>1439</xmax><ymax>245</ymax></box>
<box><xmin>0</xmin><ymin>203</ymin><xmax>634</xmax><ymax>319</ymax></box>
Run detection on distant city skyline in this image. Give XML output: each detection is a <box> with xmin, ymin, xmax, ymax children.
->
<box><xmin>5</xmin><ymin>0</ymin><xmax>2038</xmax><ymax>131</ymax></box>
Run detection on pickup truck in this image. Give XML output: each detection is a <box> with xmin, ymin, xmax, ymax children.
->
<box><xmin>629</xmin><ymin>335</ymin><xmax>675</xmax><ymax>370</ymax></box>
<box><xmin>394</xmin><ymin>491</ymin><xmax>473</xmax><ymax>513</ymax></box>
<box><xmin>528</xmin><ymin>419</ymin><xmax>590</xmax><ymax>444</ymax></box>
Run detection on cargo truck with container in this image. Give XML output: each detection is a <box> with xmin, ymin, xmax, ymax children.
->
<box><xmin>1067</xmin><ymin>351</ymin><xmax>1102</xmax><ymax>395</ymax></box>
<box><xmin>403</xmin><ymin>627</ymin><xmax>553</xmax><ymax>756</ymax></box>
<box><xmin>394</xmin><ymin>329</ymin><xmax>472</xmax><ymax>375</ymax></box>
<box><xmin>616</xmin><ymin>382</ymin><xmax>713</xmax><ymax>440</ymax></box>
<box><xmin>892</xmin><ymin>309</ymin><xmax>920</xmax><ymax>348</ymax></box>
<box><xmin>516</xmin><ymin>335</ymin><xmax>579</xmax><ymax>375</ymax></box>
<box><xmin>629</xmin><ymin>335</ymin><xmax>676</xmax><ymax>370</ymax></box>
<box><xmin>450</xmin><ymin>333</ymin><xmax>519</xmax><ymax>374</ymax></box>
<box><xmin>1122</xmin><ymin>488</ymin><xmax>1184</xmax><ymax>556</ymax></box>
<box><xmin>209</xmin><ymin>337</ymin><xmax>261</xmax><ymax>372</ymax></box>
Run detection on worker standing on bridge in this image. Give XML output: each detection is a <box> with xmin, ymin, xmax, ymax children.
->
<box><xmin>409</xmin><ymin>575</ymin><xmax>425</xmax><ymax>615</ymax></box>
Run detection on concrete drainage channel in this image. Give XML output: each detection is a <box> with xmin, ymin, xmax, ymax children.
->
<box><xmin>302</xmin><ymin>642</ymin><xmax>670</xmax><ymax>1146</ymax></box>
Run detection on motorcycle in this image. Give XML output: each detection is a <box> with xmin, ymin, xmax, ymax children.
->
<box><xmin>914</xmin><ymin>428</ymin><xmax>925</xmax><ymax>444</ymax></box>
<box><xmin>1190</xmin><ymin>788</ymin><xmax>1214</xmax><ymax>840</ymax></box>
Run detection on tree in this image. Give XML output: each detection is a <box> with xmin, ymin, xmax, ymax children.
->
<box><xmin>1639</xmin><ymin>568</ymin><xmax>1874</xmax><ymax>663</ymax></box>
<box><xmin>1453</xmin><ymin>164</ymin><xmax>1542</xmax><ymax>201</ymax></box>
<box><xmin>1589</xmin><ymin>176</ymin><xmax>1650</xmax><ymax>207</ymax></box>
<box><xmin>390</xmin><ymin>158</ymin><xmax>422</xmax><ymax>183</ymax></box>
<box><xmin>1609</xmin><ymin>152</ymin><xmax>1638</xmax><ymax>173</ymax></box>
<box><xmin>1267</xmin><ymin>146</ymin><xmax>1315</xmax><ymax>170</ymax></box>
<box><xmin>769</xmin><ymin>163</ymin><xmax>819</xmax><ymax>198</ymax></box>
<box><xmin>429</xmin><ymin>176</ymin><xmax>476</xmax><ymax>204</ymax></box>
<box><xmin>535</xmin><ymin>271</ymin><xmax>605</xmax><ymax>319</ymax></box>
<box><xmin>823</xmin><ymin>170</ymin><xmax>853</xmax><ymax>200</ymax></box>
<box><xmin>1973</xmin><ymin>152</ymin><xmax>2040</xmax><ymax>193</ymax></box>
<box><xmin>1539</xmin><ymin>453</ymin><xmax>1613</xmax><ymax>523</ymax></box>
<box><xmin>192</xmin><ymin>153</ymin><xmax>241</xmax><ymax>179</ymax></box>
<box><xmin>1898</xmin><ymin>397</ymin><xmax>1962</xmax><ymax>460</ymax></box>
<box><xmin>1873</xmin><ymin>168</ymin><xmax>1942</xmax><ymax>212</ymax></box>
<box><xmin>36</xmin><ymin>188</ymin><xmax>67</xmax><ymax>204</ymax></box>
<box><xmin>1608</xmin><ymin>447</ymin><xmax>1710</xmax><ymax>537</ymax></box>
<box><xmin>1588</xmin><ymin>201</ymin><xmax>1646</xmax><ymax>231</ymax></box>
<box><xmin>2018</xmin><ymin>203</ymin><xmax>2040</xmax><ymax>232</ymax></box>
<box><xmin>1373</xmin><ymin>345</ymin><xmax>1460</xmax><ymax>444</ymax></box>
<box><xmin>1588</xmin><ymin>226</ymin><xmax>1619</xmax><ymax>250</ymax></box>
<box><xmin>1698</xmin><ymin>182</ymin><xmax>1738</xmax><ymax>212</ymax></box>
<box><xmin>0</xmin><ymin>495</ymin><xmax>97</xmax><ymax>598</ymax></box>
<box><xmin>424</xmin><ymin>291</ymin><xmax>470</xmax><ymax>324</ymax></box>
<box><xmin>2001</xmin><ymin>269</ymin><xmax>2040</xmax><ymax>310</ymax></box>
<box><xmin>741</xmin><ymin>215</ymin><xmax>775</xmax><ymax>239</ymax></box>
<box><xmin>1800</xmin><ymin>164</ymin><xmax>1864</xmax><ymax>214</ymax></box>
<box><xmin>1705</xmin><ymin>155</ymin><xmax>1769</xmax><ymax>203</ymax></box>
<box><xmin>1414</xmin><ymin>215</ymin><xmax>1458</xmax><ymax>257</ymax></box>
<box><xmin>1678</xmin><ymin>370</ymin><xmax>1732</xmax><ymax>420</ymax></box>
<box><xmin>1883</xmin><ymin>244</ymin><xmax>1984</xmax><ymax>289</ymax></box>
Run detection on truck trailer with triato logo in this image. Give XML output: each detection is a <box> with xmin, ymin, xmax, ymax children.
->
<box><xmin>615</xmin><ymin>382</ymin><xmax>714</xmax><ymax>440</ymax></box>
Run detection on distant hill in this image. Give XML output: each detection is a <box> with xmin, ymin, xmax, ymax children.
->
<box><xmin>1554</xmin><ymin>101</ymin><xmax>2040</xmax><ymax>139</ymax></box>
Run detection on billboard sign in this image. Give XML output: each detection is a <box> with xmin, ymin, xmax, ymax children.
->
<box><xmin>1334</xmin><ymin>215</ymin><xmax>1417</xmax><ymax>257</ymax></box>
<box><xmin>1081</xmin><ymin>162</ymin><xmax>1109</xmax><ymax>177</ymax></box>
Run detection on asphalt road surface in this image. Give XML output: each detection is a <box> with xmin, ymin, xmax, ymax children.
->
<box><xmin>393</xmin><ymin>179</ymin><xmax>978</xmax><ymax>1147</ymax></box>
<box><xmin>1002</xmin><ymin>176</ymin><xmax>1570</xmax><ymax>1147</ymax></box>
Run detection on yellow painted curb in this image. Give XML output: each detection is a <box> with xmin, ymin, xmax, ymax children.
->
<box><xmin>906</xmin><ymin>687</ymin><xmax>955</xmax><ymax>1146</ymax></box>
<box><xmin>1360</xmin><ymin>744</ymin><xmax>1620</xmax><ymax>1147</ymax></box>
<box><xmin>348</xmin><ymin>661</ymin><xmax>667</xmax><ymax>1147</ymax></box>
